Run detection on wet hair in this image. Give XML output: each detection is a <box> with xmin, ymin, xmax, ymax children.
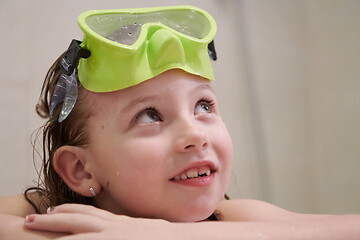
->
<box><xmin>24</xmin><ymin>52</ymin><xmax>93</xmax><ymax>214</ymax></box>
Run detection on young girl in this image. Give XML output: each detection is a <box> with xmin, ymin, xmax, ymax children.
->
<box><xmin>0</xmin><ymin>6</ymin><xmax>359</xmax><ymax>239</ymax></box>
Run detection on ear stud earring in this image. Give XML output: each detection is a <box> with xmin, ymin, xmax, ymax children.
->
<box><xmin>89</xmin><ymin>187</ymin><xmax>97</xmax><ymax>197</ymax></box>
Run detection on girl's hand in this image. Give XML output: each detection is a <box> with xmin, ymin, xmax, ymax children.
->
<box><xmin>24</xmin><ymin>204</ymin><xmax>173</xmax><ymax>240</ymax></box>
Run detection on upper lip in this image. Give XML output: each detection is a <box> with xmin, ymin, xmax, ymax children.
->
<box><xmin>169</xmin><ymin>160</ymin><xmax>218</xmax><ymax>180</ymax></box>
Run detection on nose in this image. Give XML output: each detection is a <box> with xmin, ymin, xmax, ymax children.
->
<box><xmin>174</xmin><ymin>118</ymin><xmax>209</xmax><ymax>153</ymax></box>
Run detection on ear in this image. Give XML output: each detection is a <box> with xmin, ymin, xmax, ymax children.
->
<box><xmin>52</xmin><ymin>146</ymin><xmax>100</xmax><ymax>197</ymax></box>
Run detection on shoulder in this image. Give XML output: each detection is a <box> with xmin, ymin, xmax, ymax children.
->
<box><xmin>0</xmin><ymin>194</ymin><xmax>37</xmax><ymax>217</ymax></box>
<box><xmin>215</xmin><ymin>199</ymin><xmax>303</xmax><ymax>221</ymax></box>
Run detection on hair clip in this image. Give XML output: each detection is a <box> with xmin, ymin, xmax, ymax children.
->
<box><xmin>49</xmin><ymin>39</ymin><xmax>91</xmax><ymax>122</ymax></box>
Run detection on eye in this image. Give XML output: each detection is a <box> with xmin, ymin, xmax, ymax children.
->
<box><xmin>133</xmin><ymin>107</ymin><xmax>163</xmax><ymax>124</ymax></box>
<box><xmin>194</xmin><ymin>98</ymin><xmax>215</xmax><ymax>115</ymax></box>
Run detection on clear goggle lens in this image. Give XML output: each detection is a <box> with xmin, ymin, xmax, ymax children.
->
<box><xmin>85</xmin><ymin>9</ymin><xmax>211</xmax><ymax>45</ymax></box>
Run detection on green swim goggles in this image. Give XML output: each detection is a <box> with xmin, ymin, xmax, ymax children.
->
<box><xmin>50</xmin><ymin>6</ymin><xmax>217</xmax><ymax>121</ymax></box>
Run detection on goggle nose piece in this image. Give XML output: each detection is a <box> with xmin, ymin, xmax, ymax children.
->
<box><xmin>148</xmin><ymin>29</ymin><xmax>185</xmax><ymax>69</ymax></box>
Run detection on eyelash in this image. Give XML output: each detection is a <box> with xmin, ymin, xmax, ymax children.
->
<box><xmin>197</xmin><ymin>97</ymin><xmax>216</xmax><ymax>113</ymax></box>
<box><xmin>132</xmin><ymin>106</ymin><xmax>163</xmax><ymax>124</ymax></box>
<box><xmin>132</xmin><ymin>97</ymin><xmax>216</xmax><ymax>125</ymax></box>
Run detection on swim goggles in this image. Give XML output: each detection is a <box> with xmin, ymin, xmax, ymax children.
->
<box><xmin>50</xmin><ymin>5</ymin><xmax>217</xmax><ymax>121</ymax></box>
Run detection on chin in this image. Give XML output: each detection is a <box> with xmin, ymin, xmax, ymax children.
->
<box><xmin>163</xmin><ymin>200</ymin><xmax>219</xmax><ymax>223</ymax></box>
<box><xmin>175</xmin><ymin>209</ymin><xmax>216</xmax><ymax>222</ymax></box>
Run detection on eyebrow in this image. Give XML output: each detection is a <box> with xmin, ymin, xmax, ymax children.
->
<box><xmin>121</xmin><ymin>95</ymin><xmax>161</xmax><ymax>114</ymax></box>
<box><xmin>120</xmin><ymin>83</ymin><xmax>214</xmax><ymax>114</ymax></box>
<box><xmin>194</xmin><ymin>83</ymin><xmax>215</xmax><ymax>94</ymax></box>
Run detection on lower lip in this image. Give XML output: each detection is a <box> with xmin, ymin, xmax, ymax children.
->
<box><xmin>170</xmin><ymin>172</ymin><xmax>216</xmax><ymax>187</ymax></box>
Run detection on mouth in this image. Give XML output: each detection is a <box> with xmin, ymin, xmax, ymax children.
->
<box><xmin>170</xmin><ymin>163</ymin><xmax>217</xmax><ymax>181</ymax></box>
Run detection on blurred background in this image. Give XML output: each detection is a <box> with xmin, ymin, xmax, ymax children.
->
<box><xmin>0</xmin><ymin>0</ymin><xmax>359</xmax><ymax>214</ymax></box>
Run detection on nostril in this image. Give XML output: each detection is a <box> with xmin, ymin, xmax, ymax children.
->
<box><xmin>178</xmin><ymin>129</ymin><xmax>209</xmax><ymax>152</ymax></box>
<box><xmin>185</xmin><ymin>144</ymin><xmax>195</xmax><ymax>150</ymax></box>
<box><xmin>184</xmin><ymin>142</ymin><xmax>207</xmax><ymax>150</ymax></box>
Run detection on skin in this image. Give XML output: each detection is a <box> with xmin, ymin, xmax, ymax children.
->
<box><xmin>0</xmin><ymin>69</ymin><xmax>359</xmax><ymax>239</ymax></box>
<box><xmin>80</xmin><ymin>69</ymin><xmax>233</xmax><ymax>222</ymax></box>
<box><xmin>1</xmin><ymin>200</ymin><xmax>360</xmax><ymax>239</ymax></box>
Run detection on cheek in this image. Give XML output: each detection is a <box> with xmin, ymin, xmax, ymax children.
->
<box><xmin>103</xmin><ymin>137</ymin><xmax>169</xmax><ymax>190</ymax></box>
<box><xmin>213</xmin><ymin>124</ymin><xmax>234</xmax><ymax>176</ymax></box>
<box><xmin>123</xmin><ymin>138</ymin><xmax>168</xmax><ymax>168</ymax></box>
<box><xmin>101</xmin><ymin>138</ymin><xmax>170</xmax><ymax>213</ymax></box>
<box><xmin>92</xmin><ymin>139</ymin><xmax>166</xmax><ymax>190</ymax></box>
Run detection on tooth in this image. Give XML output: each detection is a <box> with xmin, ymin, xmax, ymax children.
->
<box><xmin>181</xmin><ymin>173</ymin><xmax>188</xmax><ymax>180</ymax></box>
<box><xmin>174</xmin><ymin>176</ymin><xmax>181</xmax><ymax>180</ymax></box>
<box><xmin>198</xmin><ymin>167</ymin><xmax>209</xmax><ymax>176</ymax></box>
<box><xmin>186</xmin><ymin>169</ymin><xmax>198</xmax><ymax>179</ymax></box>
<box><xmin>206</xmin><ymin>169</ymin><xmax>211</xmax><ymax>176</ymax></box>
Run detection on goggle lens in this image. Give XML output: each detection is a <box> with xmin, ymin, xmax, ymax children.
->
<box><xmin>85</xmin><ymin>9</ymin><xmax>211</xmax><ymax>45</ymax></box>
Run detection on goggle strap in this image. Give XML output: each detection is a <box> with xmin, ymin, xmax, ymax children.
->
<box><xmin>49</xmin><ymin>71</ymin><xmax>78</xmax><ymax>122</ymax></box>
<box><xmin>208</xmin><ymin>40</ymin><xmax>217</xmax><ymax>61</ymax></box>
<box><xmin>61</xmin><ymin>39</ymin><xmax>91</xmax><ymax>75</ymax></box>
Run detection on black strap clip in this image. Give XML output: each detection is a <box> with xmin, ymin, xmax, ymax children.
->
<box><xmin>61</xmin><ymin>39</ymin><xmax>91</xmax><ymax>75</ymax></box>
<box><xmin>208</xmin><ymin>40</ymin><xmax>217</xmax><ymax>61</ymax></box>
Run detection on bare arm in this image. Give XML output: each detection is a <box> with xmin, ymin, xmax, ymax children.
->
<box><xmin>180</xmin><ymin>215</ymin><xmax>360</xmax><ymax>240</ymax></box>
<box><xmin>24</xmin><ymin>202</ymin><xmax>360</xmax><ymax>240</ymax></box>
<box><xmin>215</xmin><ymin>199</ymin><xmax>333</xmax><ymax>221</ymax></box>
<box><xmin>0</xmin><ymin>194</ymin><xmax>36</xmax><ymax>217</ymax></box>
<box><xmin>0</xmin><ymin>214</ymin><xmax>66</xmax><ymax>240</ymax></box>
<box><xmin>201</xmin><ymin>199</ymin><xmax>360</xmax><ymax>239</ymax></box>
<box><xmin>0</xmin><ymin>195</ymin><xmax>67</xmax><ymax>239</ymax></box>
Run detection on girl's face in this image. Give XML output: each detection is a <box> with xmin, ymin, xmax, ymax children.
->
<box><xmin>85</xmin><ymin>69</ymin><xmax>233</xmax><ymax>222</ymax></box>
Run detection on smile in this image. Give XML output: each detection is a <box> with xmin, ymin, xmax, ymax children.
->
<box><xmin>170</xmin><ymin>160</ymin><xmax>218</xmax><ymax>184</ymax></box>
<box><xmin>172</xmin><ymin>167</ymin><xmax>212</xmax><ymax>180</ymax></box>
